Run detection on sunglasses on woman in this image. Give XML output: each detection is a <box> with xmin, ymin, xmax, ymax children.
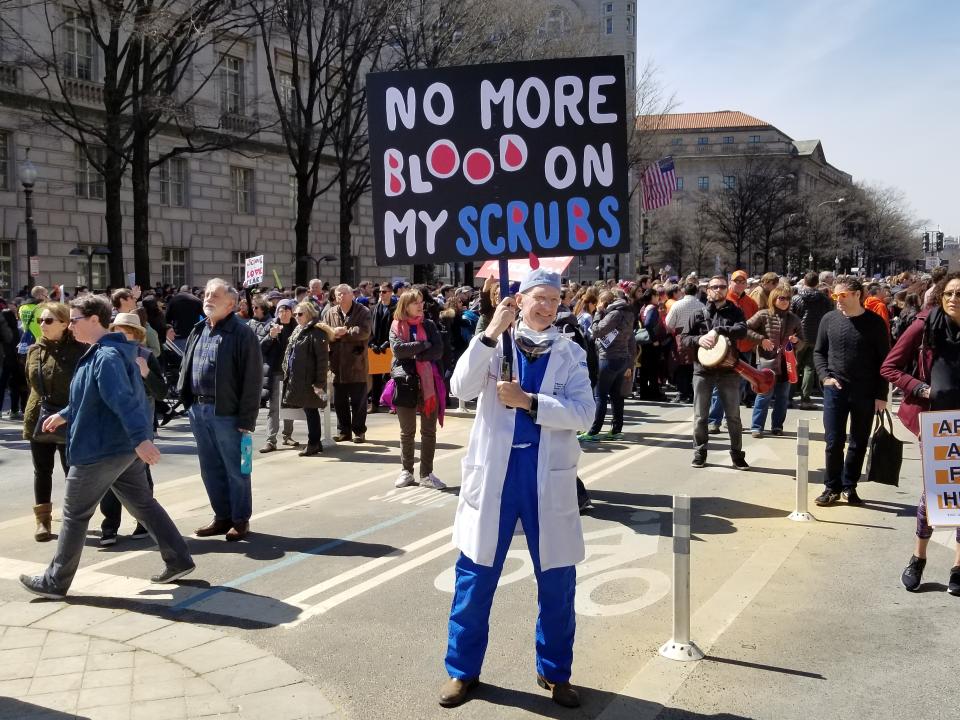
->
<box><xmin>39</xmin><ymin>317</ymin><xmax>60</xmax><ymax>325</ymax></box>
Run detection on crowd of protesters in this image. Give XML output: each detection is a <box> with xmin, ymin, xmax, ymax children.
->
<box><xmin>4</xmin><ymin>263</ymin><xmax>960</xmax><ymax>606</ymax></box>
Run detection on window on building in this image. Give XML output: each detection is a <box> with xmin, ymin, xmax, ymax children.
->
<box><xmin>289</xmin><ymin>174</ymin><xmax>298</xmax><ymax>216</ymax></box>
<box><xmin>723</xmin><ymin>136</ymin><xmax>734</xmax><ymax>144</ymax></box>
<box><xmin>697</xmin><ymin>176</ymin><xmax>709</xmax><ymax>191</ymax></box>
<box><xmin>675</xmin><ymin>177</ymin><xmax>684</xmax><ymax>191</ymax></box>
<box><xmin>232</xmin><ymin>250</ymin><xmax>253</xmax><ymax>287</ymax></box>
<box><xmin>722</xmin><ymin>175</ymin><xmax>736</xmax><ymax>189</ymax></box>
<box><xmin>62</xmin><ymin>10</ymin><xmax>94</xmax><ymax>81</ymax></box>
<box><xmin>697</xmin><ymin>136</ymin><xmax>708</xmax><ymax>145</ymax></box>
<box><xmin>0</xmin><ymin>131</ymin><xmax>8</xmax><ymax>190</ymax></box>
<box><xmin>627</xmin><ymin>3</ymin><xmax>633</xmax><ymax>9</ymax></box>
<box><xmin>220</xmin><ymin>55</ymin><xmax>245</xmax><ymax>115</ymax></box>
<box><xmin>278</xmin><ymin>71</ymin><xmax>297</xmax><ymax>118</ymax></box>
<box><xmin>545</xmin><ymin>7</ymin><xmax>570</xmax><ymax>35</ymax></box>
<box><xmin>670</xmin><ymin>137</ymin><xmax>682</xmax><ymax>146</ymax></box>
<box><xmin>231</xmin><ymin>166</ymin><xmax>253</xmax><ymax>214</ymax></box>
<box><xmin>75</xmin><ymin>145</ymin><xmax>105</xmax><ymax>199</ymax></box>
<box><xmin>604</xmin><ymin>17</ymin><xmax>613</xmax><ymax>34</ymax></box>
<box><xmin>0</xmin><ymin>239</ymin><xmax>11</xmax><ymax>292</ymax></box>
<box><xmin>626</xmin><ymin>16</ymin><xmax>633</xmax><ymax>34</ymax></box>
<box><xmin>749</xmin><ymin>135</ymin><xmax>760</xmax><ymax>143</ymax></box>
<box><xmin>75</xmin><ymin>248</ymin><xmax>108</xmax><ymax>290</ymax></box>
<box><xmin>158</xmin><ymin>157</ymin><xmax>187</xmax><ymax>207</ymax></box>
<box><xmin>161</xmin><ymin>248</ymin><xmax>186</xmax><ymax>288</ymax></box>
<box><xmin>605</xmin><ymin>2</ymin><xmax>614</xmax><ymax>12</ymax></box>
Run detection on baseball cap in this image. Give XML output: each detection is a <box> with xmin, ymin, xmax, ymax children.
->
<box><xmin>730</xmin><ymin>270</ymin><xmax>748</xmax><ymax>281</ymax></box>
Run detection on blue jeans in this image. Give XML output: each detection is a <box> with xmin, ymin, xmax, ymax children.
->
<box><xmin>821</xmin><ymin>385</ymin><xmax>874</xmax><ymax>492</ymax></box>
<box><xmin>188</xmin><ymin>402</ymin><xmax>252</xmax><ymax>522</ymax></box>
<box><xmin>589</xmin><ymin>357</ymin><xmax>628</xmax><ymax>435</ymax></box>
<box><xmin>445</xmin><ymin>447</ymin><xmax>576</xmax><ymax>682</ymax></box>
<box><xmin>751</xmin><ymin>380</ymin><xmax>791</xmax><ymax>432</ymax></box>
<box><xmin>42</xmin><ymin>453</ymin><xmax>191</xmax><ymax>593</ymax></box>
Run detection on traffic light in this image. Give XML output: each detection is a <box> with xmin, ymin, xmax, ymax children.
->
<box><xmin>923</xmin><ymin>232</ymin><xmax>930</xmax><ymax>253</ymax></box>
<box><xmin>915</xmin><ymin>259</ymin><xmax>922</xmax><ymax>272</ymax></box>
<box><xmin>936</xmin><ymin>231</ymin><xmax>944</xmax><ymax>252</ymax></box>
<box><xmin>641</xmin><ymin>241</ymin><xmax>650</xmax><ymax>257</ymax></box>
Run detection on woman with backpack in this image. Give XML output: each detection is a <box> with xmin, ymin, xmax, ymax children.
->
<box><xmin>390</xmin><ymin>289</ymin><xmax>446</xmax><ymax>489</ymax></box>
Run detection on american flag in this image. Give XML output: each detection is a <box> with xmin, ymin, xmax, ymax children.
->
<box><xmin>641</xmin><ymin>156</ymin><xmax>676</xmax><ymax>211</ymax></box>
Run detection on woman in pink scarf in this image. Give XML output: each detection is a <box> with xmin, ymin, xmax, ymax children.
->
<box><xmin>389</xmin><ymin>290</ymin><xmax>446</xmax><ymax>490</ymax></box>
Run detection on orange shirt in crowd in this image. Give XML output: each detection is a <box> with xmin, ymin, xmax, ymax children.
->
<box><xmin>864</xmin><ymin>296</ymin><xmax>891</xmax><ymax>333</ymax></box>
<box><xmin>728</xmin><ymin>290</ymin><xmax>759</xmax><ymax>353</ymax></box>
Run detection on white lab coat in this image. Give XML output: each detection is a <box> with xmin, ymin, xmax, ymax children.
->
<box><xmin>450</xmin><ymin>333</ymin><xmax>596</xmax><ymax>571</ymax></box>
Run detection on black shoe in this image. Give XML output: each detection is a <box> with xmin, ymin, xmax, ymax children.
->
<box><xmin>536</xmin><ymin>675</ymin><xmax>581</xmax><ymax>708</ymax></box>
<box><xmin>18</xmin><ymin>574</ymin><xmax>65</xmax><ymax>600</ymax></box>
<box><xmin>731</xmin><ymin>454</ymin><xmax>749</xmax><ymax>470</ymax></box>
<box><xmin>949</xmin><ymin>566</ymin><xmax>960</xmax><ymax>596</ymax></box>
<box><xmin>814</xmin><ymin>489</ymin><xmax>840</xmax><ymax>507</ymax></box>
<box><xmin>843</xmin><ymin>488</ymin><xmax>863</xmax><ymax>505</ymax></box>
<box><xmin>901</xmin><ymin>555</ymin><xmax>926</xmax><ymax>592</ymax></box>
<box><xmin>150</xmin><ymin>563</ymin><xmax>196</xmax><ymax>584</ymax></box>
<box><xmin>691</xmin><ymin>455</ymin><xmax>706</xmax><ymax>468</ymax></box>
<box><xmin>771</xmin><ymin>428</ymin><xmax>784</xmax><ymax>436</ymax></box>
<box><xmin>99</xmin><ymin>531</ymin><xmax>118</xmax><ymax>547</ymax></box>
<box><xmin>130</xmin><ymin>524</ymin><xmax>150</xmax><ymax>540</ymax></box>
<box><xmin>298</xmin><ymin>444</ymin><xmax>322</xmax><ymax>457</ymax></box>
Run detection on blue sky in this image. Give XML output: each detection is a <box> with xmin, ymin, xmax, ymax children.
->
<box><xmin>636</xmin><ymin>0</ymin><xmax>959</xmax><ymax>235</ymax></box>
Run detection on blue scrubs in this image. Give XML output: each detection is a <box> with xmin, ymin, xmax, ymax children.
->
<box><xmin>445</xmin><ymin>350</ymin><xmax>577</xmax><ymax>682</ymax></box>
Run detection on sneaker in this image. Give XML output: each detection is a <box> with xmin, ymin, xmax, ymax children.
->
<box><xmin>282</xmin><ymin>437</ymin><xmax>300</xmax><ymax>447</ymax></box>
<box><xmin>333</xmin><ymin>433</ymin><xmax>351</xmax><ymax>442</ymax></box>
<box><xmin>814</xmin><ymin>489</ymin><xmax>840</xmax><ymax>507</ymax></box>
<box><xmin>601</xmin><ymin>431</ymin><xmax>625</xmax><ymax>441</ymax></box>
<box><xmin>731</xmin><ymin>455</ymin><xmax>750</xmax><ymax>470</ymax></box>
<box><xmin>948</xmin><ymin>566</ymin><xmax>960</xmax><ymax>597</ymax></box>
<box><xmin>259</xmin><ymin>443</ymin><xmax>277</xmax><ymax>453</ymax></box>
<box><xmin>419</xmin><ymin>473</ymin><xmax>447</xmax><ymax>490</ymax></box>
<box><xmin>843</xmin><ymin>488</ymin><xmax>864</xmax><ymax>505</ymax></box>
<box><xmin>394</xmin><ymin>470</ymin><xmax>416</xmax><ymax>488</ymax></box>
<box><xmin>578</xmin><ymin>432</ymin><xmax>600</xmax><ymax>442</ymax></box>
<box><xmin>150</xmin><ymin>563</ymin><xmax>196</xmax><ymax>584</ymax></box>
<box><xmin>708</xmin><ymin>423</ymin><xmax>721</xmax><ymax>434</ymax></box>
<box><xmin>900</xmin><ymin>555</ymin><xmax>926</xmax><ymax>592</ymax></box>
<box><xmin>798</xmin><ymin>401</ymin><xmax>815</xmax><ymax>410</ymax></box>
<box><xmin>99</xmin><ymin>531</ymin><xmax>118</xmax><ymax>547</ymax></box>
<box><xmin>130</xmin><ymin>524</ymin><xmax>150</xmax><ymax>540</ymax></box>
<box><xmin>353</xmin><ymin>434</ymin><xmax>366</xmax><ymax>444</ymax></box>
<box><xmin>578</xmin><ymin>497</ymin><xmax>594</xmax><ymax>513</ymax></box>
<box><xmin>18</xmin><ymin>574</ymin><xmax>65</xmax><ymax>600</ymax></box>
<box><xmin>751</xmin><ymin>431</ymin><xmax>763</xmax><ymax>438</ymax></box>
<box><xmin>691</xmin><ymin>455</ymin><xmax>706</xmax><ymax>468</ymax></box>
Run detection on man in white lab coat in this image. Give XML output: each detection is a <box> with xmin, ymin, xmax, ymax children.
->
<box><xmin>439</xmin><ymin>268</ymin><xmax>595</xmax><ymax>709</ymax></box>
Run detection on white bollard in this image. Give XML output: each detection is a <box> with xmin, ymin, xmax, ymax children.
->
<box><xmin>788</xmin><ymin>418</ymin><xmax>816</xmax><ymax>522</ymax></box>
<box><xmin>659</xmin><ymin>494</ymin><xmax>704</xmax><ymax>662</ymax></box>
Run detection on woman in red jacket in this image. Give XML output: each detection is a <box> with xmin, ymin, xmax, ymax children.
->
<box><xmin>881</xmin><ymin>272</ymin><xmax>960</xmax><ymax>594</ymax></box>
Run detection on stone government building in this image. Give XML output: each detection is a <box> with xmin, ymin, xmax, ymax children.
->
<box><xmin>0</xmin><ymin>1</ymin><xmax>640</xmax><ymax>296</ymax></box>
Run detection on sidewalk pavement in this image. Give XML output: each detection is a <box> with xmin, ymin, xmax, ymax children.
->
<box><xmin>0</xmin><ymin>600</ymin><xmax>341</xmax><ymax>720</ymax></box>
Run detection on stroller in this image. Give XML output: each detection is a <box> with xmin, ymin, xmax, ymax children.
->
<box><xmin>157</xmin><ymin>339</ymin><xmax>185</xmax><ymax>426</ymax></box>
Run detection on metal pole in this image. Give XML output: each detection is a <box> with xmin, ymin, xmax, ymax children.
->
<box><xmin>659</xmin><ymin>494</ymin><xmax>704</xmax><ymax>661</ymax></box>
<box><xmin>497</xmin><ymin>258</ymin><xmax>512</xmax><ymax>381</ymax></box>
<box><xmin>788</xmin><ymin>418</ymin><xmax>816</xmax><ymax>521</ymax></box>
<box><xmin>24</xmin><ymin>182</ymin><xmax>35</xmax><ymax>288</ymax></box>
<box><xmin>321</xmin><ymin>370</ymin><xmax>333</xmax><ymax>449</ymax></box>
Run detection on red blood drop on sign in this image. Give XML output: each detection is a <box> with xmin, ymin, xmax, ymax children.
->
<box><xmin>575</xmin><ymin>226</ymin><xmax>588</xmax><ymax>243</ymax></box>
<box><xmin>389</xmin><ymin>176</ymin><xmax>402</xmax><ymax>193</ymax></box>
<box><xmin>505</xmin><ymin>140</ymin><xmax>523</xmax><ymax>168</ymax></box>
<box><xmin>388</xmin><ymin>153</ymin><xmax>399</xmax><ymax>169</ymax></box>
<box><xmin>465</xmin><ymin>152</ymin><xmax>492</xmax><ymax>182</ymax></box>
<box><xmin>528</xmin><ymin>252</ymin><xmax>540</xmax><ymax>269</ymax></box>
<box><xmin>430</xmin><ymin>144</ymin><xmax>456</xmax><ymax>175</ymax></box>
<box><xmin>512</xmin><ymin>206</ymin><xmax>524</xmax><ymax>223</ymax></box>
<box><xmin>572</xmin><ymin>203</ymin><xmax>584</xmax><ymax>218</ymax></box>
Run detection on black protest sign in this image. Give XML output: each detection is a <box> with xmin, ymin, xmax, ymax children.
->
<box><xmin>368</xmin><ymin>56</ymin><xmax>629</xmax><ymax>266</ymax></box>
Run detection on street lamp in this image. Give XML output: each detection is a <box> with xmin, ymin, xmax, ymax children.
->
<box><xmin>807</xmin><ymin>252</ymin><xmax>814</xmax><ymax>271</ymax></box>
<box><xmin>816</xmin><ymin>197</ymin><xmax>845</xmax><ymax>209</ymax></box>
<box><xmin>298</xmin><ymin>254</ymin><xmax>338</xmax><ymax>280</ymax></box>
<box><xmin>70</xmin><ymin>245</ymin><xmax>111</xmax><ymax>291</ymax></box>
<box><xmin>19</xmin><ymin>150</ymin><xmax>38</xmax><ymax>288</ymax></box>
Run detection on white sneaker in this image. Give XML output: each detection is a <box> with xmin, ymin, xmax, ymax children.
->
<box><xmin>395</xmin><ymin>470</ymin><xmax>416</xmax><ymax>488</ymax></box>
<box><xmin>419</xmin><ymin>473</ymin><xmax>446</xmax><ymax>490</ymax></box>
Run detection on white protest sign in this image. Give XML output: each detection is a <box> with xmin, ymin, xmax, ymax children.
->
<box><xmin>244</xmin><ymin>255</ymin><xmax>264</xmax><ymax>288</ymax></box>
<box><xmin>920</xmin><ymin>410</ymin><xmax>960</xmax><ymax>527</ymax></box>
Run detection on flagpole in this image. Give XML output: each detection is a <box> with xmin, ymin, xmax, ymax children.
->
<box><xmin>498</xmin><ymin>258</ymin><xmax>513</xmax><ymax>380</ymax></box>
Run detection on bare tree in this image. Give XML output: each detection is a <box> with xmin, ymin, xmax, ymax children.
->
<box><xmin>1</xmin><ymin>0</ymin><xmax>257</xmax><ymax>286</ymax></box>
<box><xmin>838</xmin><ymin>182</ymin><xmax>921</xmax><ymax>275</ymax></box>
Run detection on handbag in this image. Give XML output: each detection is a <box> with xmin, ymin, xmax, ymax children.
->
<box><xmin>865</xmin><ymin>410</ymin><xmax>904</xmax><ymax>486</ymax></box>
<box><xmin>784</xmin><ymin>342</ymin><xmax>798</xmax><ymax>384</ymax></box>
<box><xmin>391</xmin><ymin>373</ymin><xmax>420</xmax><ymax>408</ymax></box>
<box><xmin>32</xmin><ymin>351</ymin><xmax>66</xmax><ymax>445</ymax></box>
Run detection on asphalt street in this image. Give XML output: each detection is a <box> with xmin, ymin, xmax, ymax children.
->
<box><xmin>0</xmin><ymin>397</ymin><xmax>955</xmax><ymax>720</ymax></box>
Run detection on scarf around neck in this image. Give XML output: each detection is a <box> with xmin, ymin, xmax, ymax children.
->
<box><xmin>392</xmin><ymin>315</ymin><xmax>438</xmax><ymax>417</ymax></box>
<box><xmin>514</xmin><ymin>321</ymin><xmax>559</xmax><ymax>357</ymax></box>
